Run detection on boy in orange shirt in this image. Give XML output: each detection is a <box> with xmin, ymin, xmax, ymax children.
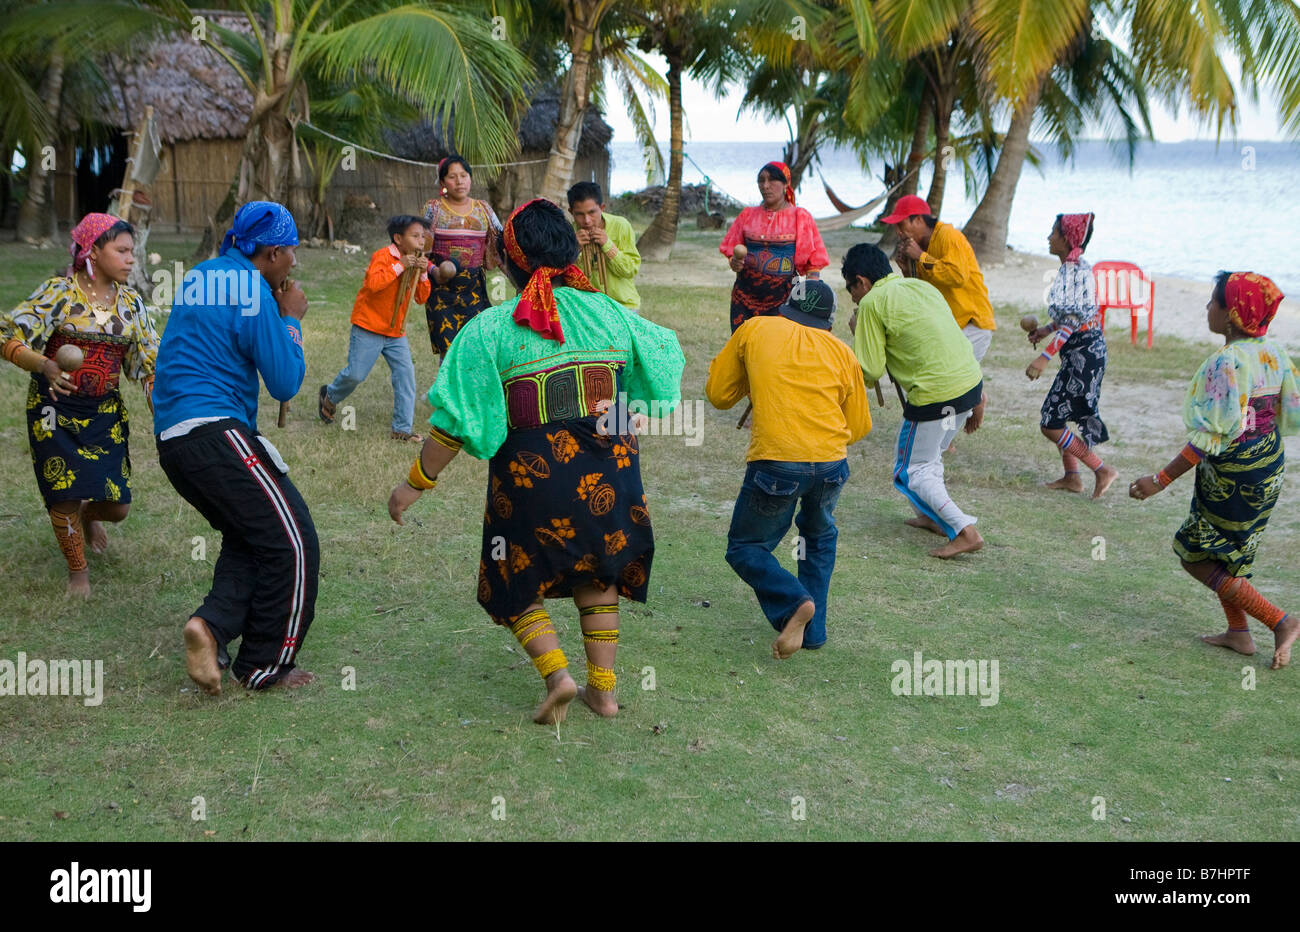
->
<box><xmin>319</xmin><ymin>215</ymin><xmax>431</xmax><ymax>441</ymax></box>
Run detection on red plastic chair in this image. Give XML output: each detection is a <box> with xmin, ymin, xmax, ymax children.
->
<box><xmin>1093</xmin><ymin>261</ymin><xmax>1155</xmax><ymax>347</ymax></box>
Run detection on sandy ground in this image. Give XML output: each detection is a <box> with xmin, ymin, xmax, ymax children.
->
<box><xmin>650</xmin><ymin>235</ymin><xmax>1299</xmax><ymax>349</ymax></box>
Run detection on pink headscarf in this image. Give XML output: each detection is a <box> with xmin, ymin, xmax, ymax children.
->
<box><xmin>1059</xmin><ymin>212</ymin><xmax>1094</xmax><ymax>263</ymax></box>
<box><xmin>67</xmin><ymin>213</ymin><xmax>125</xmax><ymax>280</ymax></box>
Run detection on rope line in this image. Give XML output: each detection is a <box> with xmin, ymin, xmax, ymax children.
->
<box><xmin>296</xmin><ymin>121</ymin><xmax>548</xmax><ymax>170</ymax></box>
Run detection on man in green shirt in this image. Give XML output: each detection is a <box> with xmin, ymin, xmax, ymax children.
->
<box><xmin>567</xmin><ymin>182</ymin><xmax>642</xmax><ymax>313</ymax></box>
<box><xmin>844</xmin><ymin>243</ymin><xmax>985</xmax><ymax>559</ymax></box>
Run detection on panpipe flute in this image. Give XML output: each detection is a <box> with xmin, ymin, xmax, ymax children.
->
<box><xmin>391</xmin><ymin>258</ymin><xmax>421</xmax><ymax>330</ymax></box>
<box><xmin>277</xmin><ymin>277</ymin><xmax>293</xmax><ymax>428</ymax></box>
<box><xmin>582</xmin><ymin>241</ymin><xmax>609</xmax><ymax>293</ymax></box>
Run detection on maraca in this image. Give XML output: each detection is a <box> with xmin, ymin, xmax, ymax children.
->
<box><xmin>54</xmin><ymin>344</ymin><xmax>84</xmax><ymax>372</ymax></box>
<box><xmin>1019</xmin><ymin>314</ymin><xmax>1039</xmax><ymax>333</ymax></box>
<box><xmin>732</xmin><ymin>244</ymin><xmax>748</xmax><ymax>261</ymax></box>
<box><xmin>437</xmin><ymin>260</ymin><xmax>458</xmax><ymax>283</ymax></box>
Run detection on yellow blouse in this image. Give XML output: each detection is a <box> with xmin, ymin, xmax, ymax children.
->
<box><xmin>2</xmin><ymin>276</ymin><xmax>160</xmax><ymax>381</ymax></box>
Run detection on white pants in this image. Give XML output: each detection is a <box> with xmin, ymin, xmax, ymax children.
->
<box><xmin>893</xmin><ymin>415</ymin><xmax>977</xmax><ymax>540</ymax></box>
<box><xmin>963</xmin><ymin>322</ymin><xmax>992</xmax><ymax>362</ymax></box>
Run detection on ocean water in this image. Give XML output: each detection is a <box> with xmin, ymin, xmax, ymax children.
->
<box><xmin>610</xmin><ymin>139</ymin><xmax>1300</xmax><ymax>293</ymax></box>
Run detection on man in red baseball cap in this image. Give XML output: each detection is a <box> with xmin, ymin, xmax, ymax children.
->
<box><xmin>881</xmin><ymin>195</ymin><xmax>995</xmax><ymax>363</ymax></box>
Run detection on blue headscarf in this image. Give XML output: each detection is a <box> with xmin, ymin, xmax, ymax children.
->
<box><xmin>220</xmin><ymin>201</ymin><xmax>299</xmax><ymax>257</ymax></box>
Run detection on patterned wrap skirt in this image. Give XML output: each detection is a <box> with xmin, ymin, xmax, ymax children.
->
<box><xmin>729</xmin><ymin>237</ymin><xmax>796</xmax><ymax>332</ymax></box>
<box><xmin>426</xmin><ymin>267</ymin><xmax>490</xmax><ymax>355</ymax></box>
<box><xmin>25</xmin><ymin>377</ymin><xmax>132</xmax><ymax>508</ymax></box>
<box><xmin>476</xmin><ymin>415</ymin><xmax>653</xmax><ymax>625</ymax></box>
<box><xmin>1040</xmin><ymin>327</ymin><xmax>1109</xmax><ymax>447</ymax></box>
<box><xmin>1173</xmin><ymin>426</ymin><xmax>1284</xmax><ymax>577</ymax></box>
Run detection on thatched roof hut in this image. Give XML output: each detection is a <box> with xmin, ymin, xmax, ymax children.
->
<box><xmin>104</xmin><ymin>22</ymin><xmax>253</xmax><ymax>143</ymax></box>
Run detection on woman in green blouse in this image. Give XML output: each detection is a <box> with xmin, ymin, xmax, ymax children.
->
<box><xmin>388</xmin><ymin>198</ymin><xmax>684</xmax><ymax>724</ymax></box>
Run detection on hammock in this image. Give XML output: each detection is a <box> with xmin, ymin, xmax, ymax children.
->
<box><xmin>812</xmin><ymin>158</ymin><xmax>927</xmax><ymax>233</ymax></box>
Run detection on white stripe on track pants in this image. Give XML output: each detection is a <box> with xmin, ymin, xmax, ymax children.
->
<box><xmin>893</xmin><ymin>415</ymin><xmax>977</xmax><ymax>540</ymax></box>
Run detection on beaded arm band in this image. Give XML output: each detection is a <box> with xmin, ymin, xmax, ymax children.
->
<box><xmin>1154</xmin><ymin>445</ymin><xmax>1202</xmax><ymax>489</ymax></box>
<box><xmin>407</xmin><ymin>458</ymin><xmax>437</xmax><ymax>491</ymax></box>
<box><xmin>2</xmin><ymin>339</ymin><xmax>47</xmax><ymax>374</ymax></box>
<box><xmin>429</xmin><ymin>426</ymin><xmax>464</xmax><ymax>452</ymax></box>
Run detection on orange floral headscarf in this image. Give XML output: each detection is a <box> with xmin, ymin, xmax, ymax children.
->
<box><xmin>1225</xmin><ymin>272</ymin><xmax>1285</xmax><ymax>337</ymax></box>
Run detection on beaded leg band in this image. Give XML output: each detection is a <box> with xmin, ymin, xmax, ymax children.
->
<box><xmin>579</xmin><ymin>604</ymin><xmax>619</xmax><ymax>690</ymax></box>
<box><xmin>511</xmin><ymin>608</ymin><xmax>567</xmax><ymax>678</ymax></box>
<box><xmin>49</xmin><ymin>507</ymin><xmax>88</xmax><ymax>572</ymax></box>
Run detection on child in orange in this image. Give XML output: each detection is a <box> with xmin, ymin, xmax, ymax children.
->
<box><xmin>319</xmin><ymin>216</ymin><xmax>431</xmax><ymax>441</ymax></box>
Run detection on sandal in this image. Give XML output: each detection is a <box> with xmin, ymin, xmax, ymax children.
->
<box><xmin>318</xmin><ymin>385</ymin><xmax>336</xmax><ymax>424</ymax></box>
<box><xmin>390</xmin><ymin>431</ymin><xmax>423</xmax><ymax>443</ymax></box>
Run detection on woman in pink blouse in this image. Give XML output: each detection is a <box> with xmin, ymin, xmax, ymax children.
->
<box><xmin>719</xmin><ymin>161</ymin><xmax>828</xmax><ymax>332</ymax></box>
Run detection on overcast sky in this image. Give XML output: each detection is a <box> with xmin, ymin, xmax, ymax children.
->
<box><xmin>604</xmin><ymin>63</ymin><xmax>1293</xmax><ymax>147</ymax></box>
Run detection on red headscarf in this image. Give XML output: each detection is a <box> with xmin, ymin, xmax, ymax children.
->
<box><xmin>1225</xmin><ymin>272</ymin><xmax>1285</xmax><ymax>337</ymax></box>
<box><xmin>1059</xmin><ymin>212</ymin><xmax>1094</xmax><ymax>263</ymax></box>
<box><xmin>502</xmin><ymin>198</ymin><xmax>598</xmax><ymax>344</ymax></box>
<box><xmin>68</xmin><ymin>212</ymin><xmax>125</xmax><ymax>280</ymax></box>
<box><xmin>761</xmin><ymin>162</ymin><xmax>796</xmax><ymax>206</ymax></box>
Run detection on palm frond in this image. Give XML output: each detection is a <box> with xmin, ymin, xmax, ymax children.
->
<box><xmin>303</xmin><ymin>4</ymin><xmax>533</xmax><ymax>168</ymax></box>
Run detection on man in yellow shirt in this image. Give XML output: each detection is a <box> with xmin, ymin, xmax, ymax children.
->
<box><xmin>882</xmin><ymin>195</ymin><xmax>995</xmax><ymax>362</ymax></box>
<box><xmin>845</xmin><ymin>242</ymin><xmax>985</xmax><ymax>559</ymax></box>
<box><xmin>567</xmin><ymin>181</ymin><xmax>642</xmax><ymax>313</ymax></box>
<box><xmin>706</xmin><ymin>280</ymin><xmax>871</xmax><ymax>660</ymax></box>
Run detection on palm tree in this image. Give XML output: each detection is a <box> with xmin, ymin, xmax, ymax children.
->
<box><xmin>536</xmin><ymin>0</ymin><xmax>619</xmax><ymax>205</ymax></box>
<box><xmin>623</xmin><ymin>0</ymin><xmax>743</xmax><ymax>260</ymax></box>
<box><xmin>963</xmin><ymin>0</ymin><xmax>1300</xmax><ymax>261</ymax></box>
<box><xmin>964</xmin><ymin>24</ymin><xmax>1150</xmax><ymax>260</ymax></box>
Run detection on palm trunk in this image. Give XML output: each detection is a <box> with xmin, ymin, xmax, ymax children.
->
<box><xmin>900</xmin><ymin>83</ymin><xmax>932</xmax><ymax>199</ymax></box>
<box><xmin>193</xmin><ymin>6</ymin><xmax>295</xmax><ymax>260</ymax></box>
<box><xmin>17</xmin><ymin>51</ymin><xmax>64</xmax><ymax>244</ymax></box>
<box><xmin>925</xmin><ymin>85</ymin><xmax>953</xmax><ymax>217</ymax></box>
<box><xmin>636</xmin><ymin>50</ymin><xmax>683</xmax><ymax>262</ymax></box>
<box><xmin>539</xmin><ymin>2</ymin><xmax>603</xmax><ymax>206</ymax></box>
<box><xmin>963</xmin><ymin>82</ymin><xmax>1043</xmax><ymax>264</ymax></box>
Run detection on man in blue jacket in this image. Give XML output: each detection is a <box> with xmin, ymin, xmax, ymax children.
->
<box><xmin>153</xmin><ymin>202</ymin><xmax>318</xmax><ymax>695</ymax></box>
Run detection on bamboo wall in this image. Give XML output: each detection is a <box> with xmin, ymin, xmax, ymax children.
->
<box><xmin>50</xmin><ymin>136</ymin><xmax>612</xmax><ymax>235</ymax></box>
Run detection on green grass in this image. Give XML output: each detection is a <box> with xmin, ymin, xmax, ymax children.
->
<box><xmin>2</xmin><ymin>231</ymin><xmax>1298</xmax><ymax>841</ymax></box>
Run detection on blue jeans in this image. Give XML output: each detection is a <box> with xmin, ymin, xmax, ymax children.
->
<box><xmin>325</xmin><ymin>325</ymin><xmax>416</xmax><ymax>433</ymax></box>
<box><xmin>725</xmin><ymin>459</ymin><xmax>849</xmax><ymax>649</ymax></box>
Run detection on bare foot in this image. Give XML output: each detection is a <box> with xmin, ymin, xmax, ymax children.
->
<box><xmin>1092</xmin><ymin>464</ymin><xmax>1118</xmax><ymax>499</ymax></box>
<box><xmin>1045</xmin><ymin>473</ymin><xmax>1085</xmax><ymax>493</ymax></box>
<box><xmin>79</xmin><ymin>502</ymin><xmax>108</xmax><ymax>554</ymax></box>
<box><xmin>87</xmin><ymin>521</ymin><xmax>107</xmax><ymax>554</ymax></box>
<box><xmin>905</xmin><ymin>515</ymin><xmax>945</xmax><ymax>536</ymax></box>
<box><xmin>183</xmin><ymin>617</ymin><xmax>222</xmax><ymax>696</ymax></box>
<box><xmin>773</xmin><ymin>600</ymin><xmax>815</xmax><ymax>660</ymax></box>
<box><xmin>265</xmin><ymin>668</ymin><xmax>316</xmax><ymax>689</ymax></box>
<box><xmin>1201</xmin><ymin>630</ymin><xmax>1256</xmax><ymax>655</ymax></box>
<box><xmin>577</xmin><ymin>684</ymin><xmax>619</xmax><ymax>717</ymax></box>
<box><xmin>66</xmin><ymin>569</ymin><xmax>90</xmax><ymax>598</ymax></box>
<box><xmin>1271</xmin><ymin>615</ymin><xmax>1299</xmax><ymax>670</ymax></box>
<box><xmin>533</xmin><ymin>669</ymin><xmax>577</xmax><ymax>724</ymax></box>
<box><xmin>930</xmin><ymin>525</ymin><xmax>984</xmax><ymax>559</ymax></box>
